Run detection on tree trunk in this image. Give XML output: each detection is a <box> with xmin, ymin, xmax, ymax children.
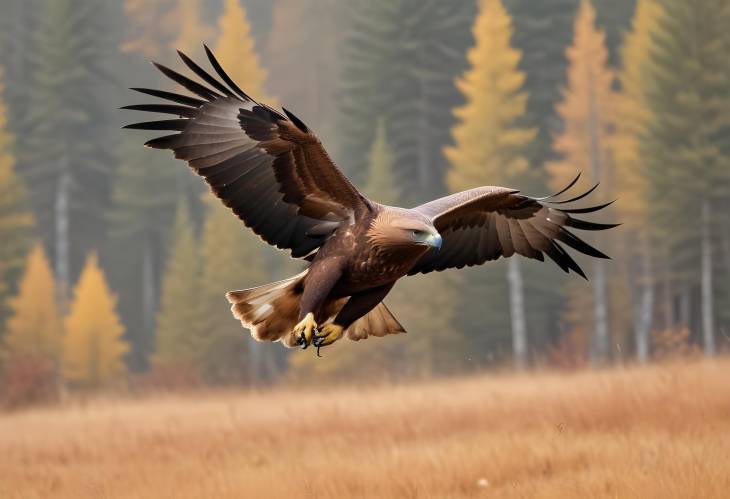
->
<box><xmin>634</xmin><ymin>247</ymin><xmax>654</xmax><ymax>363</ymax></box>
<box><xmin>591</xmin><ymin>258</ymin><xmax>610</xmax><ymax>364</ymax></box>
<box><xmin>701</xmin><ymin>200</ymin><xmax>715</xmax><ymax>355</ymax></box>
<box><xmin>141</xmin><ymin>239</ymin><xmax>156</xmax><ymax>366</ymax></box>
<box><xmin>55</xmin><ymin>167</ymin><xmax>71</xmax><ymax>310</ymax></box>
<box><xmin>507</xmin><ymin>258</ymin><xmax>528</xmax><ymax>369</ymax></box>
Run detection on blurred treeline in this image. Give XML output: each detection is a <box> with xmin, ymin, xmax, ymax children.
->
<box><xmin>0</xmin><ymin>0</ymin><xmax>729</xmax><ymax>401</ymax></box>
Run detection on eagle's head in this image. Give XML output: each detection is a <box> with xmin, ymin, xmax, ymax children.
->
<box><xmin>368</xmin><ymin>207</ymin><xmax>442</xmax><ymax>254</ymax></box>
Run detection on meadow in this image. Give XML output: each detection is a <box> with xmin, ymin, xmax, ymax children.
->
<box><xmin>1</xmin><ymin>359</ymin><xmax>729</xmax><ymax>499</ymax></box>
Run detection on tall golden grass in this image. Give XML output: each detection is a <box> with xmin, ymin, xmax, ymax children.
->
<box><xmin>1</xmin><ymin>359</ymin><xmax>729</xmax><ymax>498</ymax></box>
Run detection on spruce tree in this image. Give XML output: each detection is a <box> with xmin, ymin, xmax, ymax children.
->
<box><xmin>4</xmin><ymin>244</ymin><xmax>63</xmax><ymax>364</ymax></box>
<box><xmin>214</xmin><ymin>0</ymin><xmax>272</xmax><ymax>103</ymax></box>
<box><xmin>612</xmin><ymin>0</ymin><xmax>663</xmax><ymax>361</ymax></box>
<box><xmin>0</xmin><ymin>68</ymin><xmax>34</xmax><ymax>330</ymax></box>
<box><xmin>198</xmin><ymin>196</ymin><xmax>269</xmax><ymax>384</ymax></box>
<box><xmin>505</xmin><ymin>0</ymin><xmax>578</xmax><ymax>171</ymax></box>
<box><xmin>22</xmin><ymin>0</ymin><xmax>115</xmax><ymax>305</ymax></box>
<box><xmin>336</xmin><ymin>0</ymin><xmax>475</xmax><ymax>203</ymax></box>
<box><xmin>445</xmin><ymin>0</ymin><xmax>536</xmax><ymax>368</ymax></box>
<box><xmin>363</xmin><ymin>119</ymin><xmax>400</xmax><ymax>206</ymax></box>
<box><xmin>266</xmin><ymin>0</ymin><xmax>343</xmax><ymax>143</ymax></box>
<box><xmin>63</xmin><ymin>252</ymin><xmax>128</xmax><ymax>388</ymax></box>
<box><xmin>154</xmin><ymin>200</ymin><xmax>205</xmax><ymax>371</ymax></box>
<box><xmin>642</xmin><ymin>0</ymin><xmax>730</xmax><ymax>353</ymax></box>
<box><xmin>547</xmin><ymin>0</ymin><xmax>616</xmax><ymax>364</ymax></box>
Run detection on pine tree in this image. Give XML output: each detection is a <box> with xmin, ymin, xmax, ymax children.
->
<box><xmin>336</xmin><ymin>0</ymin><xmax>475</xmax><ymax>203</ymax></box>
<box><xmin>0</xmin><ymin>67</ymin><xmax>34</xmax><ymax>329</ymax></box>
<box><xmin>154</xmin><ymin>200</ymin><xmax>205</xmax><ymax>371</ymax></box>
<box><xmin>62</xmin><ymin>253</ymin><xmax>128</xmax><ymax>388</ymax></box>
<box><xmin>173</xmin><ymin>0</ymin><xmax>214</xmax><ymax>57</ymax></box>
<box><xmin>116</xmin><ymin>0</ymin><xmax>210</xmax><ymax>370</ymax></box>
<box><xmin>612</xmin><ymin>0</ymin><xmax>663</xmax><ymax>361</ymax></box>
<box><xmin>198</xmin><ymin>195</ymin><xmax>269</xmax><ymax>383</ymax></box>
<box><xmin>4</xmin><ymin>244</ymin><xmax>62</xmax><ymax>363</ymax></box>
<box><xmin>642</xmin><ymin>0</ymin><xmax>730</xmax><ymax>354</ymax></box>
<box><xmin>266</xmin><ymin>0</ymin><xmax>343</xmax><ymax>143</ymax></box>
<box><xmin>121</xmin><ymin>0</ymin><xmax>179</xmax><ymax>59</ymax></box>
<box><xmin>214</xmin><ymin>0</ymin><xmax>272</xmax><ymax>103</ymax></box>
<box><xmin>443</xmin><ymin>0</ymin><xmax>535</xmax><ymax>368</ymax></box>
<box><xmin>363</xmin><ymin>119</ymin><xmax>400</xmax><ymax>205</ymax></box>
<box><xmin>547</xmin><ymin>0</ymin><xmax>616</xmax><ymax>363</ymax></box>
<box><xmin>22</xmin><ymin>0</ymin><xmax>115</xmax><ymax>305</ymax></box>
<box><xmin>505</xmin><ymin>0</ymin><xmax>578</xmax><ymax>171</ymax></box>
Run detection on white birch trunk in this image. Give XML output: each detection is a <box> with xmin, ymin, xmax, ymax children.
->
<box><xmin>55</xmin><ymin>168</ymin><xmax>71</xmax><ymax>310</ymax></box>
<box><xmin>507</xmin><ymin>258</ymin><xmax>528</xmax><ymax>369</ymax></box>
<box><xmin>592</xmin><ymin>258</ymin><xmax>609</xmax><ymax>364</ymax></box>
<box><xmin>701</xmin><ymin>200</ymin><xmax>715</xmax><ymax>355</ymax></box>
<box><xmin>634</xmin><ymin>248</ymin><xmax>654</xmax><ymax>363</ymax></box>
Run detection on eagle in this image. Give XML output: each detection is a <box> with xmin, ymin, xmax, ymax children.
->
<box><xmin>124</xmin><ymin>47</ymin><xmax>617</xmax><ymax>354</ymax></box>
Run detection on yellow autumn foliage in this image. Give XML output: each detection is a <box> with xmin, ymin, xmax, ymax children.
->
<box><xmin>445</xmin><ymin>0</ymin><xmax>535</xmax><ymax>190</ymax></box>
<box><xmin>63</xmin><ymin>253</ymin><xmax>128</xmax><ymax>388</ymax></box>
<box><xmin>547</xmin><ymin>0</ymin><xmax>615</xmax><ymax>194</ymax></box>
<box><xmin>612</xmin><ymin>0</ymin><xmax>663</xmax><ymax>227</ymax></box>
<box><xmin>4</xmin><ymin>244</ymin><xmax>62</xmax><ymax>362</ymax></box>
<box><xmin>214</xmin><ymin>0</ymin><xmax>273</xmax><ymax>104</ymax></box>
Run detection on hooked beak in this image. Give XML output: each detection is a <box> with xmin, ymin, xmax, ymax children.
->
<box><xmin>426</xmin><ymin>232</ymin><xmax>442</xmax><ymax>251</ymax></box>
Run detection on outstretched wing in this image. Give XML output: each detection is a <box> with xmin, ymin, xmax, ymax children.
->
<box><xmin>123</xmin><ymin>46</ymin><xmax>370</xmax><ymax>258</ymax></box>
<box><xmin>409</xmin><ymin>175</ymin><xmax>618</xmax><ymax>278</ymax></box>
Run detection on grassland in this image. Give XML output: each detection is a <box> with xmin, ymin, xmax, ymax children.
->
<box><xmin>1</xmin><ymin>359</ymin><xmax>729</xmax><ymax>498</ymax></box>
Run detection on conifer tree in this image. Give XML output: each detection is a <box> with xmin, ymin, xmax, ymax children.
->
<box><xmin>336</xmin><ymin>0</ymin><xmax>475</xmax><ymax>202</ymax></box>
<box><xmin>505</xmin><ymin>0</ymin><xmax>578</xmax><ymax>170</ymax></box>
<box><xmin>172</xmin><ymin>0</ymin><xmax>214</xmax><ymax>58</ymax></box>
<box><xmin>63</xmin><ymin>253</ymin><xmax>128</xmax><ymax>388</ymax></box>
<box><xmin>266</xmin><ymin>0</ymin><xmax>343</xmax><ymax>142</ymax></box>
<box><xmin>547</xmin><ymin>0</ymin><xmax>616</xmax><ymax>363</ymax></box>
<box><xmin>612</xmin><ymin>0</ymin><xmax>663</xmax><ymax>361</ymax></box>
<box><xmin>4</xmin><ymin>244</ymin><xmax>62</xmax><ymax>363</ymax></box>
<box><xmin>363</xmin><ymin>119</ymin><xmax>400</xmax><ymax>206</ymax></box>
<box><xmin>444</xmin><ymin>0</ymin><xmax>535</xmax><ymax>368</ymax></box>
<box><xmin>121</xmin><ymin>0</ymin><xmax>179</xmax><ymax>59</ymax></box>
<box><xmin>0</xmin><ymin>68</ymin><xmax>34</xmax><ymax>329</ymax></box>
<box><xmin>214</xmin><ymin>0</ymin><xmax>272</xmax><ymax>103</ymax></box>
<box><xmin>198</xmin><ymin>196</ymin><xmax>269</xmax><ymax>383</ymax></box>
<box><xmin>642</xmin><ymin>0</ymin><xmax>730</xmax><ymax>354</ymax></box>
<box><xmin>154</xmin><ymin>200</ymin><xmax>204</xmax><ymax>370</ymax></box>
<box><xmin>23</xmin><ymin>0</ymin><xmax>115</xmax><ymax>305</ymax></box>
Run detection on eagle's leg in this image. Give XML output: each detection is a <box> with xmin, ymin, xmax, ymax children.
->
<box><xmin>293</xmin><ymin>312</ymin><xmax>319</xmax><ymax>349</ymax></box>
<box><xmin>292</xmin><ymin>257</ymin><xmax>345</xmax><ymax>349</ymax></box>
<box><xmin>313</xmin><ymin>283</ymin><xmax>395</xmax><ymax>349</ymax></box>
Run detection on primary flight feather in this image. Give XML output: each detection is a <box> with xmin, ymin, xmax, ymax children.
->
<box><xmin>124</xmin><ymin>47</ymin><xmax>617</xmax><ymax>353</ymax></box>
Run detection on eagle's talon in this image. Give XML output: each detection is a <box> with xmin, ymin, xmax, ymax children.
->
<box><xmin>314</xmin><ymin>323</ymin><xmax>344</xmax><ymax>348</ymax></box>
<box><xmin>292</xmin><ymin>312</ymin><xmax>318</xmax><ymax>349</ymax></box>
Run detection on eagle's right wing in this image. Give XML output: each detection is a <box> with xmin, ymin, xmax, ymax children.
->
<box><xmin>123</xmin><ymin>46</ymin><xmax>371</xmax><ymax>259</ymax></box>
<box><xmin>409</xmin><ymin>175</ymin><xmax>618</xmax><ymax>278</ymax></box>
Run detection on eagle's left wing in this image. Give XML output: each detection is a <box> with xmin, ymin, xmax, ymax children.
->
<box><xmin>409</xmin><ymin>176</ymin><xmax>618</xmax><ymax>278</ymax></box>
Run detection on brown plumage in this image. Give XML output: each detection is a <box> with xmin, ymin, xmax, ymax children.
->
<box><xmin>124</xmin><ymin>47</ymin><xmax>618</xmax><ymax>352</ymax></box>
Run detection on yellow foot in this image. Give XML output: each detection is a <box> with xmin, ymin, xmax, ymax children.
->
<box><xmin>293</xmin><ymin>312</ymin><xmax>318</xmax><ymax>349</ymax></box>
<box><xmin>313</xmin><ymin>323</ymin><xmax>344</xmax><ymax>351</ymax></box>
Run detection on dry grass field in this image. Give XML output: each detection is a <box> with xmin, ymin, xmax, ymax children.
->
<box><xmin>1</xmin><ymin>360</ymin><xmax>729</xmax><ymax>499</ymax></box>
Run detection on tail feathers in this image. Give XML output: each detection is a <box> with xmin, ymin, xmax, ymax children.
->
<box><xmin>227</xmin><ymin>269</ymin><xmax>406</xmax><ymax>347</ymax></box>
<box><xmin>226</xmin><ymin>271</ymin><xmax>307</xmax><ymax>344</ymax></box>
<box><xmin>346</xmin><ymin>301</ymin><xmax>406</xmax><ymax>341</ymax></box>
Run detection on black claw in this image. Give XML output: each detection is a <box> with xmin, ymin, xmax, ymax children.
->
<box><xmin>316</xmin><ymin>345</ymin><xmax>322</xmax><ymax>357</ymax></box>
<box><xmin>298</xmin><ymin>331</ymin><xmax>308</xmax><ymax>349</ymax></box>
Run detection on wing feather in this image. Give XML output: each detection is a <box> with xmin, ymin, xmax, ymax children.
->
<box><xmin>124</xmin><ymin>47</ymin><xmax>370</xmax><ymax>258</ymax></box>
<box><xmin>409</xmin><ymin>180</ymin><xmax>617</xmax><ymax>278</ymax></box>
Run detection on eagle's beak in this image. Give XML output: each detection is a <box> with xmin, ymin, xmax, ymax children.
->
<box><xmin>426</xmin><ymin>232</ymin><xmax>443</xmax><ymax>251</ymax></box>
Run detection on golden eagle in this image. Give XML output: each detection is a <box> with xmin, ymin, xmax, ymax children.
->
<box><xmin>124</xmin><ymin>47</ymin><xmax>617</xmax><ymax>352</ymax></box>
